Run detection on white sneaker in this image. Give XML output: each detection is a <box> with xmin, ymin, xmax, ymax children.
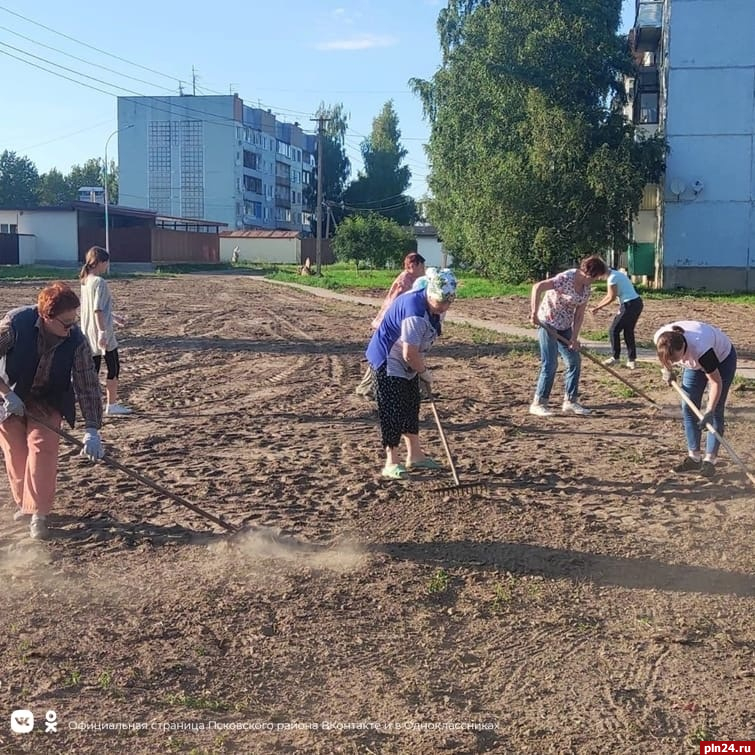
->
<box><xmin>529</xmin><ymin>403</ymin><xmax>554</xmax><ymax>417</ymax></box>
<box><xmin>29</xmin><ymin>515</ymin><xmax>49</xmax><ymax>540</ymax></box>
<box><xmin>602</xmin><ymin>357</ymin><xmax>618</xmax><ymax>366</ymax></box>
<box><xmin>562</xmin><ymin>400</ymin><xmax>591</xmax><ymax>415</ymax></box>
<box><xmin>105</xmin><ymin>403</ymin><xmax>132</xmax><ymax>416</ymax></box>
<box><xmin>13</xmin><ymin>508</ymin><xmax>30</xmax><ymax>522</ymax></box>
<box><xmin>625</xmin><ymin>361</ymin><xmax>636</xmax><ymax>370</ymax></box>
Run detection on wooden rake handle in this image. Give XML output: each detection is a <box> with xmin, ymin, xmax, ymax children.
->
<box><xmin>428</xmin><ymin>398</ymin><xmax>461</xmax><ymax>487</ymax></box>
<box><xmin>538</xmin><ymin>321</ymin><xmax>659</xmax><ymax>408</ymax></box>
<box><xmin>26</xmin><ymin>411</ymin><xmax>240</xmax><ymax>532</ymax></box>
<box><xmin>668</xmin><ymin>381</ymin><xmax>755</xmax><ymax>487</ymax></box>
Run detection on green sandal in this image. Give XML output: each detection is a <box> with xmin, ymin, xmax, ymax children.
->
<box><xmin>406</xmin><ymin>457</ymin><xmax>442</xmax><ymax>471</ymax></box>
<box><xmin>381</xmin><ymin>463</ymin><xmax>408</xmax><ymax>479</ymax></box>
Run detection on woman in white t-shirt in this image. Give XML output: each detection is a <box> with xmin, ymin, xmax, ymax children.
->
<box><xmin>79</xmin><ymin>246</ymin><xmax>132</xmax><ymax>417</ymax></box>
<box><xmin>654</xmin><ymin>321</ymin><xmax>737</xmax><ymax>477</ymax></box>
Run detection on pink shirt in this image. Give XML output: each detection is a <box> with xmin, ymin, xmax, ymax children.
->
<box><xmin>537</xmin><ymin>269</ymin><xmax>591</xmax><ymax>330</ymax></box>
<box><xmin>371</xmin><ymin>270</ymin><xmax>420</xmax><ymax>329</ymax></box>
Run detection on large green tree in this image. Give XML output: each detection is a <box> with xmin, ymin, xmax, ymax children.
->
<box><xmin>343</xmin><ymin>101</ymin><xmax>417</xmax><ymax>227</ymax></box>
<box><xmin>67</xmin><ymin>158</ymin><xmax>108</xmax><ymax>199</ymax></box>
<box><xmin>332</xmin><ymin>213</ymin><xmax>415</xmax><ymax>269</ymax></box>
<box><xmin>411</xmin><ymin>0</ymin><xmax>666</xmax><ymax>282</ymax></box>
<box><xmin>307</xmin><ymin>102</ymin><xmax>351</xmax><ymax>237</ymax></box>
<box><xmin>0</xmin><ymin>151</ymin><xmax>39</xmax><ymax>207</ymax></box>
<box><xmin>38</xmin><ymin>159</ymin><xmax>119</xmax><ymax>204</ymax></box>
<box><xmin>38</xmin><ymin>167</ymin><xmax>70</xmax><ymax>205</ymax></box>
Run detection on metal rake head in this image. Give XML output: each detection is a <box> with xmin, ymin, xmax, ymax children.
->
<box><xmin>425</xmin><ymin>481</ymin><xmax>488</xmax><ymax>499</ymax></box>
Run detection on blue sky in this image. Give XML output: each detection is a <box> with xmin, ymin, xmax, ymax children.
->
<box><xmin>0</xmin><ymin>0</ymin><xmax>634</xmax><ymax>201</ymax></box>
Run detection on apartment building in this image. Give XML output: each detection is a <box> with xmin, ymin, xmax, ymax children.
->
<box><xmin>117</xmin><ymin>95</ymin><xmax>316</xmax><ymax>233</ymax></box>
<box><xmin>628</xmin><ymin>0</ymin><xmax>755</xmax><ymax>290</ymax></box>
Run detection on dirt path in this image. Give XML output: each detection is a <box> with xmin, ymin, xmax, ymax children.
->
<box><xmin>0</xmin><ymin>276</ymin><xmax>752</xmax><ymax>755</ymax></box>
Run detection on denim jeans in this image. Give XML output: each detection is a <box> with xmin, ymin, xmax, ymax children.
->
<box><xmin>534</xmin><ymin>326</ymin><xmax>581</xmax><ymax>404</ymax></box>
<box><xmin>680</xmin><ymin>347</ymin><xmax>737</xmax><ymax>458</ymax></box>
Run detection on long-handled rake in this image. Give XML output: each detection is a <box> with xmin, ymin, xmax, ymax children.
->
<box><xmin>539</xmin><ymin>322</ymin><xmax>662</xmax><ymax>409</ymax></box>
<box><xmin>28</xmin><ymin>411</ymin><xmax>251</xmax><ymax>535</ymax></box>
<box><xmin>669</xmin><ymin>380</ymin><xmax>755</xmax><ymax>487</ymax></box>
<box><xmin>426</xmin><ymin>397</ymin><xmax>486</xmax><ymax>498</ymax></box>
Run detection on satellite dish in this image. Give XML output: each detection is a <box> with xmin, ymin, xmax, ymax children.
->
<box><xmin>670</xmin><ymin>178</ymin><xmax>686</xmax><ymax>196</ymax></box>
<box><xmin>692</xmin><ymin>179</ymin><xmax>704</xmax><ymax>194</ymax></box>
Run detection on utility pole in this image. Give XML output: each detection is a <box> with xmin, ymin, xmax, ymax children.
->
<box><xmin>103</xmin><ymin>124</ymin><xmax>134</xmax><ymax>257</ymax></box>
<box><xmin>310</xmin><ymin>114</ymin><xmax>331</xmax><ymax>275</ymax></box>
<box><xmin>192</xmin><ymin>66</ymin><xmax>197</xmax><ymax>96</ymax></box>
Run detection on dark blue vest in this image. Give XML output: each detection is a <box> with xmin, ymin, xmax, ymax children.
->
<box><xmin>3</xmin><ymin>306</ymin><xmax>82</xmax><ymax>427</ymax></box>
<box><xmin>366</xmin><ymin>289</ymin><xmax>441</xmax><ymax>369</ymax></box>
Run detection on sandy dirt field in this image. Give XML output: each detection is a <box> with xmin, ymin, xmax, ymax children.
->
<box><xmin>0</xmin><ymin>274</ymin><xmax>752</xmax><ymax>755</ymax></box>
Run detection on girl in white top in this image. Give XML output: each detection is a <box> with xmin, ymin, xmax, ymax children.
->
<box><xmin>79</xmin><ymin>246</ymin><xmax>132</xmax><ymax>416</ymax></box>
<box><xmin>653</xmin><ymin>320</ymin><xmax>737</xmax><ymax>477</ymax></box>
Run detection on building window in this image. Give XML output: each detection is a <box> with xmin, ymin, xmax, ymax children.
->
<box><xmin>180</xmin><ymin>120</ymin><xmax>204</xmax><ymax>218</ymax></box>
<box><xmin>0</xmin><ymin>223</ymin><xmax>18</xmax><ymax>234</ymax></box>
<box><xmin>244</xmin><ymin>175</ymin><xmax>263</xmax><ymax>193</ymax></box>
<box><xmin>638</xmin><ymin>92</ymin><xmax>658</xmax><ymax>124</ymax></box>
<box><xmin>244</xmin><ymin>201</ymin><xmax>262</xmax><ymax>218</ymax></box>
<box><xmin>148</xmin><ymin>121</ymin><xmax>174</xmax><ymax>215</ymax></box>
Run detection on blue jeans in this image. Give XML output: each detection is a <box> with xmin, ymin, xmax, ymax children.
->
<box><xmin>534</xmin><ymin>326</ymin><xmax>581</xmax><ymax>404</ymax></box>
<box><xmin>681</xmin><ymin>347</ymin><xmax>737</xmax><ymax>458</ymax></box>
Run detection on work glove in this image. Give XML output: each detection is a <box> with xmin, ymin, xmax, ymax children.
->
<box><xmin>418</xmin><ymin>369</ymin><xmax>433</xmax><ymax>399</ymax></box>
<box><xmin>418</xmin><ymin>368</ymin><xmax>433</xmax><ymax>386</ymax></box>
<box><xmin>3</xmin><ymin>390</ymin><xmax>25</xmax><ymax>417</ymax></box>
<box><xmin>697</xmin><ymin>411</ymin><xmax>715</xmax><ymax>431</ymax></box>
<box><xmin>80</xmin><ymin>428</ymin><xmax>104</xmax><ymax>462</ymax></box>
<box><xmin>661</xmin><ymin>367</ymin><xmax>676</xmax><ymax>385</ymax></box>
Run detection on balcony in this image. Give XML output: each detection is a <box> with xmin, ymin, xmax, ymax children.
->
<box><xmin>634</xmin><ymin>2</ymin><xmax>662</xmax><ymax>51</ymax></box>
<box><xmin>636</xmin><ymin>66</ymin><xmax>659</xmax><ymax>92</ymax></box>
<box><xmin>275</xmin><ymin>175</ymin><xmax>291</xmax><ymax>188</ymax></box>
<box><xmin>634</xmin><ymin>90</ymin><xmax>659</xmax><ymax>127</ymax></box>
<box><xmin>275</xmin><ymin>196</ymin><xmax>291</xmax><ymax>209</ymax></box>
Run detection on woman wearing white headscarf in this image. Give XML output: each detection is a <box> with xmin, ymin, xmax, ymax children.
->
<box><xmin>365</xmin><ymin>268</ymin><xmax>458</xmax><ymax>479</ymax></box>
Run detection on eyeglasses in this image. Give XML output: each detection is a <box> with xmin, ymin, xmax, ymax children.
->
<box><xmin>54</xmin><ymin>316</ymin><xmax>78</xmax><ymax>331</ymax></box>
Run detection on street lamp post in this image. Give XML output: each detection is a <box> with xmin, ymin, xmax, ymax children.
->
<box><xmin>103</xmin><ymin>124</ymin><xmax>134</xmax><ymax>256</ymax></box>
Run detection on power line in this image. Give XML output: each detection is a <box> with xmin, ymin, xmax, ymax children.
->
<box><xmin>1</xmin><ymin>5</ymin><xmax>425</xmax><ymax>149</ymax></box>
<box><xmin>0</xmin><ymin>3</ymin><xmax>184</xmax><ymax>84</ymax></box>
<box><xmin>0</xmin><ymin>23</ymin><xmax>177</xmax><ymax>93</ymax></box>
<box><xmin>18</xmin><ymin>118</ymin><xmax>115</xmax><ymax>152</ymax></box>
<box><xmin>0</xmin><ymin>47</ymin><xmax>122</xmax><ymax>98</ymax></box>
<box><xmin>343</xmin><ymin>197</ymin><xmax>414</xmax><ymax>212</ymax></box>
<box><xmin>0</xmin><ymin>39</ymin><xmax>146</xmax><ymax>95</ymax></box>
<box><xmin>343</xmin><ymin>191</ymin><xmax>411</xmax><ymax>207</ymax></box>
<box><xmin>0</xmin><ymin>5</ymin><xmax>320</xmax><ymax>122</ymax></box>
<box><xmin>0</xmin><ymin>44</ymin><xmax>300</xmax><ymax>136</ymax></box>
